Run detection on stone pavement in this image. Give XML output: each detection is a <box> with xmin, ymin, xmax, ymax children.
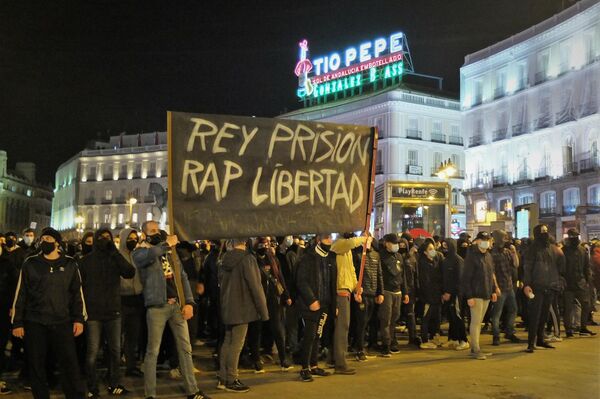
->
<box><xmin>6</xmin><ymin>320</ymin><xmax>600</xmax><ymax>399</ymax></box>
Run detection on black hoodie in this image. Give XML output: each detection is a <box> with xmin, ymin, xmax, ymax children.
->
<box><xmin>441</xmin><ymin>238</ymin><xmax>464</xmax><ymax>296</ymax></box>
<box><xmin>79</xmin><ymin>229</ymin><xmax>135</xmax><ymax>320</ymax></box>
<box><xmin>524</xmin><ymin>225</ymin><xmax>565</xmax><ymax>291</ymax></box>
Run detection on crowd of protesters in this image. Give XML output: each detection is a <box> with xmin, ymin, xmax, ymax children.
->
<box><xmin>0</xmin><ymin>222</ymin><xmax>598</xmax><ymax>398</ymax></box>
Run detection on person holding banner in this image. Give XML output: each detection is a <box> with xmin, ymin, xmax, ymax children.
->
<box><xmin>295</xmin><ymin>234</ymin><xmax>338</xmax><ymax>382</ymax></box>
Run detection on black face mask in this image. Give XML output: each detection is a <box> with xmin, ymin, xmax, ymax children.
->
<box><xmin>319</xmin><ymin>243</ymin><xmax>331</xmax><ymax>252</ymax></box>
<box><xmin>97</xmin><ymin>238</ymin><xmax>111</xmax><ymax>251</ymax></box>
<box><xmin>398</xmin><ymin>247</ymin><xmax>407</xmax><ymax>254</ymax></box>
<box><xmin>40</xmin><ymin>241</ymin><xmax>56</xmax><ymax>255</ymax></box>
<box><xmin>568</xmin><ymin>237</ymin><xmax>580</xmax><ymax>246</ymax></box>
<box><xmin>5</xmin><ymin>238</ymin><xmax>15</xmax><ymax>248</ymax></box>
<box><xmin>126</xmin><ymin>240</ymin><xmax>138</xmax><ymax>251</ymax></box>
<box><xmin>82</xmin><ymin>243</ymin><xmax>93</xmax><ymax>255</ymax></box>
<box><xmin>256</xmin><ymin>248</ymin><xmax>267</xmax><ymax>256</ymax></box>
<box><xmin>147</xmin><ymin>234</ymin><xmax>162</xmax><ymax>246</ymax></box>
<box><xmin>538</xmin><ymin>232</ymin><xmax>550</xmax><ymax>244</ymax></box>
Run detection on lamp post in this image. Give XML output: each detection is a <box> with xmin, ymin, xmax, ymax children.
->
<box><xmin>74</xmin><ymin>215</ymin><xmax>84</xmax><ymax>239</ymax></box>
<box><xmin>128</xmin><ymin>197</ymin><xmax>138</xmax><ymax>227</ymax></box>
<box><xmin>436</xmin><ymin>158</ymin><xmax>457</xmax><ymax>237</ymax></box>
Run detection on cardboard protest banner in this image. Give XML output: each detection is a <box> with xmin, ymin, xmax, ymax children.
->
<box><xmin>167</xmin><ymin>112</ymin><xmax>377</xmax><ymax>240</ymax></box>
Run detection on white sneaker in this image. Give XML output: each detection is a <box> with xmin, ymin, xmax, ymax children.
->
<box><xmin>455</xmin><ymin>341</ymin><xmax>470</xmax><ymax>351</ymax></box>
<box><xmin>169</xmin><ymin>368</ymin><xmax>182</xmax><ymax>380</ymax></box>
<box><xmin>447</xmin><ymin>340</ymin><xmax>458</xmax><ymax>349</ymax></box>
<box><xmin>547</xmin><ymin>335</ymin><xmax>562</xmax><ymax>343</ymax></box>
<box><xmin>432</xmin><ymin>334</ymin><xmax>443</xmax><ymax>347</ymax></box>
<box><xmin>420</xmin><ymin>342</ymin><xmax>437</xmax><ymax>349</ymax></box>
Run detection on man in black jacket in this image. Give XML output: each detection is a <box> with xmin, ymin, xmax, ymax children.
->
<box><xmin>0</xmin><ymin>243</ymin><xmax>17</xmax><ymax>394</ymax></box>
<box><xmin>352</xmin><ymin>235</ymin><xmax>383</xmax><ymax>361</ymax></box>
<box><xmin>11</xmin><ymin>227</ymin><xmax>87</xmax><ymax>399</ymax></box>
<box><xmin>295</xmin><ymin>234</ymin><xmax>337</xmax><ymax>382</ymax></box>
<box><xmin>441</xmin><ymin>238</ymin><xmax>469</xmax><ymax>350</ymax></box>
<box><xmin>562</xmin><ymin>228</ymin><xmax>596</xmax><ymax>337</ymax></box>
<box><xmin>523</xmin><ymin>225</ymin><xmax>566</xmax><ymax>352</ymax></box>
<box><xmin>378</xmin><ymin>234</ymin><xmax>409</xmax><ymax>356</ymax></box>
<box><xmin>399</xmin><ymin>235</ymin><xmax>419</xmax><ymax>347</ymax></box>
<box><xmin>80</xmin><ymin>228</ymin><xmax>135</xmax><ymax>397</ymax></box>
<box><xmin>461</xmin><ymin>231</ymin><xmax>498</xmax><ymax>360</ymax></box>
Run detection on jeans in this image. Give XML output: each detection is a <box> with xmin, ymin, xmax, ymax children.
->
<box><xmin>563</xmin><ymin>289</ymin><xmax>590</xmax><ymax>333</ymax></box>
<box><xmin>144</xmin><ymin>303</ymin><xmax>198</xmax><ymax>398</ymax></box>
<box><xmin>447</xmin><ymin>295</ymin><xmax>468</xmax><ymax>342</ymax></box>
<box><xmin>421</xmin><ymin>302</ymin><xmax>442</xmax><ymax>343</ymax></box>
<box><xmin>354</xmin><ymin>296</ymin><xmax>375</xmax><ymax>351</ymax></box>
<box><xmin>219</xmin><ymin>324</ymin><xmax>248</xmax><ymax>384</ymax></box>
<box><xmin>86</xmin><ymin>318</ymin><xmax>121</xmax><ymax>392</ymax></box>
<box><xmin>334</xmin><ymin>295</ymin><xmax>351</xmax><ymax>369</ymax></box>
<box><xmin>491</xmin><ymin>289</ymin><xmax>517</xmax><ymax>338</ymax></box>
<box><xmin>121</xmin><ymin>295</ymin><xmax>145</xmax><ymax>371</ymax></box>
<box><xmin>378</xmin><ymin>291</ymin><xmax>402</xmax><ymax>347</ymax></box>
<box><xmin>527</xmin><ymin>289</ymin><xmax>555</xmax><ymax>348</ymax></box>
<box><xmin>469</xmin><ymin>299</ymin><xmax>490</xmax><ymax>353</ymax></box>
<box><xmin>25</xmin><ymin>322</ymin><xmax>86</xmax><ymax>399</ymax></box>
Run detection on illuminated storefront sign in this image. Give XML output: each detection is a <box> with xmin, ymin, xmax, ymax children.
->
<box><xmin>295</xmin><ymin>32</ymin><xmax>408</xmax><ymax>101</ymax></box>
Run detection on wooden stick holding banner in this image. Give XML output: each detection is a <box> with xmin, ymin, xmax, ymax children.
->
<box><xmin>167</xmin><ymin>111</ymin><xmax>174</xmax><ymax>235</ymax></box>
<box><xmin>356</xmin><ymin>126</ymin><xmax>378</xmax><ymax>296</ymax></box>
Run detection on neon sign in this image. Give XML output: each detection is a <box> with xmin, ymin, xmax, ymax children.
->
<box><xmin>295</xmin><ymin>32</ymin><xmax>407</xmax><ymax>100</ymax></box>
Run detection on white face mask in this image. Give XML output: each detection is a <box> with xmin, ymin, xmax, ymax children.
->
<box><xmin>427</xmin><ymin>249</ymin><xmax>437</xmax><ymax>259</ymax></box>
<box><xmin>285</xmin><ymin>236</ymin><xmax>294</xmax><ymax>247</ymax></box>
<box><xmin>478</xmin><ymin>241</ymin><xmax>490</xmax><ymax>250</ymax></box>
<box><xmin>389</xmin><ymin>244</ymin><xmax>399</xmax><ymax>253</ymax></box>
<box><xmin>23</xmin><ymin>236</ymin><xmax>34</xmax><ymax>246</ymax></box>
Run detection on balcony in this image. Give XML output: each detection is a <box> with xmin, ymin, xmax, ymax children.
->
<box><xmin>493</xmin><ymin>87</ymin><xmax>505</xmax><ymax>100</ymax></box>
<box><xmin>563</xmin><ymin>162</ymin><xmax>578</xmax><ymax>175</ymax></box>
<box><xmin>492</xmin><ymin>174</ymin><xmax>507</xmax><ymax>187</ymax></box>
<box><xmin>468</xmin><ymin>135</ymin><xmax>483</xmax><ymax>147</ymax></box>
<box><xmin>555</xmin><ymin>111</ymin><xmax>576</xmax><ymax>125</ymax></box>
<box><xmin>539</xmin><ymin>207</ymin><xmax>558</xmax><ymax>218</ymax></box>
<box><xmin>512</xmin><ymin>123</ymin><xmax>528</xmax><ymax>137</ymax></box>
<box><xmin>579</xmin><ymin>156</ymin><xmax>600</xmax><ymax>173</ymax></box>
<box><xmin>430</xmin><ymin>167</ymin><xmax>464</xmax><ymax>179</ymax></box>
<box><xmin>101</xmin><ymin>199</ymin><xmax>113</xmax><ymax>205</ymax></box>
<box><xmin>375</xmin><ymin>164</ymin><xmax>384</xmax><ymax>175</ymax></box>
<box><xmin>143</xmin><ymin>195</ymin><xmax>156</xmax><ymax>203</ymax></box>
<box><xmin>449</xmin><ymin>135</ymin><xmax>463</xmax><ymax>146</ymax></box>
<box><xmin>534</xmin><ymin>116</ymin><xmax>551</xmax><ymax>130</ymax></box>
<box><xmin>535</xmin><ymin>167</ymin><xmax>551</xmax><ymax>181</ymax></box>
<box><xmin>406</xmin><ymin>129</ymin><xmax>422</xmax><ymax>140</ymax></box>
<box><xmin>562</xmin><ymin>205</ymin><xmax>577</xmax><ymax>216</ymax></box>
<box><xmin>580</xmin><ymin>101</ymin><xmax>598</xmax><ymax>118</ymax></box>
<box><xmin>535</xmin><ymin>71</ymin><xmax>547</xmax><ymax>85</ymax></box>
<box><xmin>115</xmin><ymin>197</ymin><xmax>127</xmax><ymax>204</ymax></box>
<box><xmin>430</xmin><ymin>132</ymin><xmax>446</xmax><ymax>143</ymax></box>
<box><xmin>406</xmin><ymin>164</ymin><xmax>423</xmax><ymax>175</ymax></box>
<box><xmin>83</xmin><ymin>197</ymin><xmax>96</xmax><ymax>205</ymax></box>
<box><xmin>492</xmin><ymin>128</ymin><xmax>507</xmax><ymax>142</ymax></box>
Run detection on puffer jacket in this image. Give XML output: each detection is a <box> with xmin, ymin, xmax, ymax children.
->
<box><xmin>119</xmin><ymin>228</ymin><xmax>143</xmax><ymax>297</ymax></box>
<box><xmin>461</xmin><ymin>244</ymin><xmax>496</xmax><ymax>300</ymax></box>
<box><xmin>354</xmin><ymin>248</ymin><xmax>383</xmax><ymax>297</ymax></box>
<box><xmin>380</xmin><ymin>247</ymin><xmax>407</xmax><ymax>293</ymax></box>
<box><xmin>562</xmin><ymin>242</ymin><xmax>590</xmax><ymax>292</ymax></box>
<box><xmin>441</xmin><ymin>238</ymin><xmax>463</xmax><ymax>296</ymax></box>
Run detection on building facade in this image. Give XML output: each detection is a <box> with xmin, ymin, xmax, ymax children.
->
<box><xmin>0</xmin><ymin>151</ymin><xmax>53</xmax><ymax>234</ymax></box>
<box><xmin>51</xmin><ymin>133</ymin><xmax>168</xmax><ymax>237</ymax></box>
<box><xmin>461</xmin><ymin>0</ymin><xmax>600</xmax><ymax>240</ymax></box>
<box><xmin>281</xmin><ymin>85</ymin><xmax>465</xmax><ymax>239</ymax></box>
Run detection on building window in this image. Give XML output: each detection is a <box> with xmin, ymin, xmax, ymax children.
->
<box><xmin>375</xmin><ymin>150</ymin><xmax>383</xmax><ymax>174</ymax></box>
<box><xmin>118</xmin><ymin>213</ymin><xmax>124</xmax><ymax>225</ymax></box>
<box><xmin>589</xmin><ymin>184</ymin><xmax>600</xmax><ymax>206</ymax></box>
<box><xmin>146</xmin><ymin>212</ymin><xmax>153</xmax><ymax>221</ymax></box>
<box><xmin>132</xmin><ymin>213</ymin><xmax>138</xmax><ymax>223</ymax></box>
<box><xmin>120</xmin><ymin>164</ymin><xmax>127</xmax><ymax>179</ymax></box>
<box><xmin>105</xmin><ymin>190</ymin><xmax>112</xmax><ymax>201</ymax></box>
<box><xmin>475</xmin><ymin>200</ymin><xmax>487</xmax><ymax>223</ymax></box>
<box><xmin>26</xmin><ymin>189</ymin><xmax>32</xmax><ymax>197</ymax></box>
<box><xmin>451</xmin><ymin>125</ymin><xmax>459</xmax><ymax>137</ymax></box>
<box><xmin>149</xmin><ymin>162</ymin><xmax>156</xmax><ymax>177</ymax></box>
<box><xmin>498</xmin><ymin>198</ymin><xmax>513</xmax><ymax>218</ymax></box>
<box><xmin>408</xmin><ymin>150</ymin><xmax>419</xmax><ymax>166</ymax></box>
<box><xmin>518</xmin><ymin>194</ymin><xmax>533</xmax><ymax>205</ymax></box>
<box><xmin>89</xmin><ymin>166</ymin><xmax>96</xmax><ymax>181</ymax></box>
<box><xmin>540</xmin><ymin>191</ymin><xmax>556</xmax><ymax>212</ymax></box>
<box><xmin>433</xmin><ymin>152</ymin><xmax>442</xmax><ymax>170</ymax></box>
<box><xmin>103</xmin><ymin>211</ymin><xmax>111</xmax><ymax>224</ymax></box>
<box><xmin>563</xmin><ymin>187</ymin><xmax>580</xmax><ymax>215</ymax></box>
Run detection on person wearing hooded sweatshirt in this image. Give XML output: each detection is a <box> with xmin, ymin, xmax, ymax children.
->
<box><xmin>418</xmin><ymin>239</ymin><xmax>444</xmax><ymax>349</ymax></box>
<box><xmin>441</xmin><ymin>238</ymin><xmax>469</xmax><ymax>351</ymax></box>
<box><xmin>0</xmin><ymin>242</ymin><xmax>17</xmax><ymax>394</ymax></box>
<box><xmin>12</xmin><ymin>227</ymin><xmax>87</xmax><ymax>399</ymax></box>
<box><xmin>80</xmin><ymin>228</ymin><xmax>135</xmax><ymax>397</ymax></box>
<box><xmin>118</xmin><ymin>228</ymin><xmax>145</xmax><ymax>377</ymax></box>
<box><xmin>217</xmin><ymin>238</ymin><xmax>268</xmax><ymax>393</ymax></box>
<box><xmin>399</xmin><ymin>234</ymin><xmax>419</xmax><ymax>347</ymax></box>
<box><xmin>461</xmin><ymin>232</ymin><xmax>498</xmax><ymax>360</ymax></box>
<box><xmin>523</xmin><ymin>224</ymin><xmax>566</xmax><ymax>353</ymax></box>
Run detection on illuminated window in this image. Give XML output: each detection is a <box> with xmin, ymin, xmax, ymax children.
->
<box><xmin>518</xmin><ymin>194</ymin><xmax>533</xmax><ymax>205</ymax></box>
<box><xmin>146</xmin><ymin>212</ymin><xmax>153</xmax><ymax>221</ymax></box>
<box><xmin>475</xmin><ymin>200</ymin><xmax>487</xmax><ymax>223</ymax></box>
<box><xmin>408</xmin><ymin>150</ymin><xmax>419</xmax><ymax>166</ymax></box>
<box><xmin>105</xmin><ymin>190</ymin><xmax>112</xmax><ymax>201</ymax></box>
<box><xmin>132</xmin><ymin>213</ymin><xmax>138</xmax><ymax>223</ymax></box>
<box><xmin>118</xmin><ymin>213</ymin><xmax>124</xmax><ymax>224</ymax></box>
<box><xmin>103</xmin><ymin>211</ymin><xmax>111</xmax><ymax>224</ymax></box>
<box><xmin>589</xmin><ymin>184</ymin><xmax>600</xmax><ymax>206</ymax></box>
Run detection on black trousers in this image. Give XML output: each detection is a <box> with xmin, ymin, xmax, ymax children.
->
<box><xmin>300</xmin><ymin>311</ymin><xmax>324</xmax><ymax>369</ymax></box>
<box><xmin>447</xmin><ymin>295</ymin><xmax>468</xmax><ymax>342</ymax></box>
<box><xmin>401</xmin><ymin>298</ymin><xmax>417</xmax><ymax>342</ymax></box>
<box><xmin>0</xmin><ymin>303</ymin><xmax>11</xmax><ymax>374</ymax></box>
<box><xmin>563</xmin><ymin>289</ymin><xmax>591</xmax><ymax>332</ymax></box>
<box><xmin>121</xmin><ymin>295</ymin><xmax>145</xmax><ymax>371</ymax></box>
<box><xmin>354</xmin><ymin>296</ymin><xmax>376</xmax><ymax>351</ymax></box>
<box><xmin>527</xmin><ymin>289</ymin><xmax>555</xmax><ymax>347</ymax></box>
<box><xmin>25</xmin><ymin>322</ymin><xmax>86</xmax><ymax>399</ymax></box>
<box><xmin>421</xmin><ymin>302</ymin><xmax>441</xmax><ymax>343</ymax></box>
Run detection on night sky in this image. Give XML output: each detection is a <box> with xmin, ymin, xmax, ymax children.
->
<box><xmin>0</xmin><ymin>0</ymin><xmax>575</xmax><ymax>184</ymax></box>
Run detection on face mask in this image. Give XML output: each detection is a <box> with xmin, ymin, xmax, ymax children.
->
<box><xmin>538</xmin><ymin>232</ymin><xmax>550</xmax><ymax>243</ymax></box>
<box><xmin>97</xmin><ymin>238</ymin><xmax>111</xmax><ymax>250</ymax></box>
<box><xmin>569</xmin><ymin>237</ymin><xmax>580</xmax><ymax>246</ymax></box>
<box><xmin>319</xmin><ymin>243</ymin><xmax>331</xmax><ymax>252</ymax></box>
<box><xmin>5</xmin><ymin>238</ymin><xmax>15</xmax><ymax>248</ymax></box>
<box><xmin>126</xmin><ymin>240</ymin><xmax>138</xmax><ymax>251</ymax></box>
<box><xmin>256</xmin><ymin>248</ymin><xmax>267</xmax><ymax>256</ymax></box>
<box><xmin>285</xmin><ymin>237</ymin><xmax>294</xmax><ymax>247</ymax></box>
<box><xmin>23</xmin><ymin>237</ymin><xmax>33</xmax><ymax>246</ymax></box>
<box><xmin>478</xmin><ymin>241</ymin><xmax>490</xmax><ymax>250</ymax></box>
<box><xmin>82</xmin><ymin>243</ymin><xmax>93</xmax><ymax>255</ymax></box>
<box><xmin>389</xmin><ymin>244</ymin><xmax>399</xmax><ymax>253</ymax></box>
<box><xmin>147</xmin><ymin>234</ymin><xmax>162</xmax><ymax>246</ymax></box>
<box><xmin>398</xmin><ymin>247</ymin><xmax>407</xmax><ymax>254</ymax></box>
<box><xmin>40</xmin><ymin>241</ymin><xmax>56</xmax><ymax>255</ymax></box>
<box><xmin>427</xmin><ymin>249</ymin><xmax>437</xmax><ymax>259</ymax></box>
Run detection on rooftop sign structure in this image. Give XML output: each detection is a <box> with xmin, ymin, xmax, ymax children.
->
<box><xmin>294</xmin><ymin>32</ymin><xmax>414</xmax><ymax>107</ymax></box>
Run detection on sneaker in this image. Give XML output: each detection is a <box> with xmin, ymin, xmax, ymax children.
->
<box><xmin>188</xmin><ymin>390</ymin><xmax>211</xmax><ymax>399</ymax></box>
<box><xmin>355</xmin><ymin>351</ymin><xmax>368</xmax><ymax>362</ymax></box>
<box><xmin>281</xmin><ymin>362</ymin><xmax>294</xmax><ymax>372</ymax></box>
<box><xmin>537</xmin><ymin>342</ymin><xmax>555</xmax><ymax>349</ymax></box>
<box><xmin>389</xmin><ymin>344</ymin><xmax>400</xmax><ymax>353</ymax></box>
<box><xmin>0</xmin><ymin>382</ymin><xmax>11</xmax><ymax>396</ymax></box>
<box><xmin>334</xmin><ymin>367</ymin><xmax>356</xmax><ymax>375</ymax></box>
<box><xmin>216</xmin><ymin>378</ymin><xmax>225</xmax><ymax>390</ymax></box>
<box><xmin>447</xmin><ymin>340</ymin><xmax>458</xmax><ymax>349</ymax></box>
<box><xmin>300</xmin><ymin>369</ymin><xmax>313</xmax><ymax>382</ymax></box>
<box><xmin>492</xmin><ymin>336</ymin><xmax>500</xmax><ymax>346</ymax></box>
<box><xmin>325</xmin><ymin>361</ymin><xmax>335</xmax><ymax>369</ymax></box>
<box><xmin>547</xmin><ymin>335</ymin><xmax>562</xmax><ymax>342</ymax></box>
<box><xmin>169</xmin><ymin>368</ymin><xmax>182</xmax><ymax>380</ymax></box>
<box><xmin>580</xmin><ymin>328</ymin><xmax>597</xmax><ymax>336</ymax></box>
<box><xmin>566</xmin><ymin>330</ymin><xmax>574</xmax><ymax>338</ymax></box>
<box><xmin>125</xmin><ymin>368</ymin><xmax>144</xmax><ymax>378</ymax></box>
<box><xmin>455</xmin><ymin>341</ymin><xmax>470</xmax><ymax>351</ymax></box>
<box><xmin>108</xmin><ymin>385</ymin><xmax>129</xmax><ymax>395</ymax></box>
<box><xmin>506</xmin><ymin>334</ymin><xmax>522</xmax><ymax>343</ymax></box>
<box><xmin>419</xmin><ymin>342</ymin><xmax>437</xmax><ymax>349</ymax></box>
<box><xmin>225</xmin><ymin>380</ymin><xmax>249</xmax><ymax>393</ymax></box>
<box><xmin>253</xmin><ymin>361</ymin><xmax>265</xmax><ymax>374</ymax></box>
<box><xmin>310</xmin><ymin>367</ymin><xmax>331</xmax><ymax>377</ymax></box>
<box><xmin>193</xmin><ymin>367</ymin><xmax>201</xmax><ymax>374</ymax></box>
<box><xmin>88</xmin><ymin>393</ymin><xmax>100</xmax><ymax>399</ymax></box>
<box><xmin>431</xmin><ymin>334</ymin><xmax>443</xmax><ymax>347</ymax></box>
<box><xmin>470</xmin><ymin>352</ymin><xmax>487</xmax><ymax>360</ymax></box>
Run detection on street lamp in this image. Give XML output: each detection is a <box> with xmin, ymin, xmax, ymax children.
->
<box><xmin>436</xmin><ymin>158</ymin><xmax>457</xmax><ymax>238</ymax></box>
<box><xmin>128</xmin><ymin>197</ymin><xmax>138</xmax><ymax>227</ymax></box>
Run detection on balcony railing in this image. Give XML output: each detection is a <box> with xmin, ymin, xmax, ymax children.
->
<box><xmin>469</xmin><ymin>135</ymin><xmax>483</xmax><ymax>147</ymax></box>
<box><xmin>555</xmin><ymin>111</ymin><xmax>576</xmax><ymax>125</ymax></box>
<box><xmin>375</xmin><ymin>165</ymin><xmax>384</xmax><ymax>175</ymax></box>
<box><xmin>492</xmin><ymin>128</ymin><xmax>507</xmax><ymax>142</ymax></box>
<box><xmin>534</xmin><ymin>116</ymin><xmax>552</xmax><ymax>130</ymax></box>
<box><xmin>101</xmin><ymin>199</ymin><xmax>113</xmax><ymax>205</ymax></box>
<box><xmin>579</xmin><ymin>156</ymin><xmax>600</xmax><ymax>172</ymax></box>
<box><xmin>516</xmin><ymin>170</ymin><xmax>531</xmax><ymax>183</ymax></box>
<box><xmin>580</xmin><ymin>101</ymin><xmax>598</xmax><ymax>118</ymax></box>
<box><xmin>406</xmin><ymin>164</ymin><xmax>423</xmax><ymax>175</ymax></box>
<box><xmin>115</xmin><ymin>197</ymin><xmax>127</xmax><ymax>204</ymax></box>
<box><xmin>449</xmin><ymin>135</ymin><xmax>464</xmax><ymax>146</ymax></box>
<box><xmin>494</xmin><ymin>87</ymin><xmax>505</xmax><ymax>100</ymax></box>
<box><xmin>493</xmin><ymin>174</ymin><xmax>507</xmax><ymax>187</ymax></box>
<box><xmin>562</xmin><ymin>205</ymin><xmax>577</xmax><ymax>216</ymax></box>
<box><xmin>430</xmin><ymin>133</ymin><xmax>446</xmax><ymax>143</ymax></box>
<box><xmin>535</xmin><ymin>71</ymin><xmax>547</xmax><ymax>85</ymax></box>
<box><xmin>540</xmin><ymin>207</ymin><xmax>558</xmax><ymax>217</ymax></box>
<box><xmin>406</xmin><ymin>129</ymin><xmax>422</xmax><ymax>140</ymax></box>
<box><xmin>535</xmin><ymin>167</ymin><xmax>550</xmax><ymax>181</ymax></box>
<box><xmin>512</xmin><ymin>123</ymin><xmax>527</xmax><ymax>137</ymax></box>
<box><xmin>472</xmin><ymin>96</ymin><xmax>483</xmax><ymax>107</ymax></box>
<box><xmin>83</xmin><ymin>198</ymin><xmax>96</xmax><ymax>205</ymax></box>
<box><xmin>563</xmin><ymin>162</ymin><xmax>578</xmax><ymax>175</ymax></box>
<box><xmin>430</xmin><ymin>168</ymin><xmax>464</xmax><ymax>179</ymax></box>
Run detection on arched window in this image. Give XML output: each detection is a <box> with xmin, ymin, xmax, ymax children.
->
<box><xmin>589</xmin><ymin>184</ymin><xmax>600</xmax><ymax>206</ymax></box>
<box><xmin>540</xmin><ymin>191</ymin><xmax>557</xmax><ymax>214</ymax></box>
<box><xmin>563</xmin><ymin>187</ymin><xmax>580</xmax><ymax>216</ymax></box>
